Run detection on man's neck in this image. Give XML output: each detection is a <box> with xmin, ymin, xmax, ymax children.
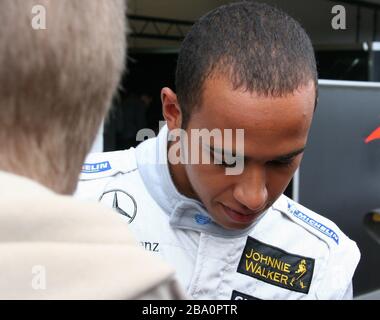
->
<box><xmin>167</xmin><ymin>142</ymin><xmax>199</xmax><ymax>200</ymax></box>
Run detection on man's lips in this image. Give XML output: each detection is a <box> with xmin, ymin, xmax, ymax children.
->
<box><xmin>220</xmin><ymin>203</ymin><xmax>263</xmax><ymax>224</ymax></box>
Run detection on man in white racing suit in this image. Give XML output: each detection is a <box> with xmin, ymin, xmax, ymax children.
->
<box><xmin>76</xmin><ymin>123</ymin><xmax>360</xmax><ymax>300</ymax></box>
<box><xmin>76</xmin><ymin>2</ymin><xmax>360</xmax><ymax>300</ymax></box>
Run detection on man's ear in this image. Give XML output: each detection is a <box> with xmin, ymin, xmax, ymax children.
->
<box><xmin>161</xmin><ymin>87</ymin><xmax>182</xmax><ymax>130</ymax></box>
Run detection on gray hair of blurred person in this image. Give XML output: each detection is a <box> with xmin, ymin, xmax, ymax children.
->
<box><xmin>0</xmin><ymin>0</ymin><xmax>127</xmax><ymax>194</ymax></box>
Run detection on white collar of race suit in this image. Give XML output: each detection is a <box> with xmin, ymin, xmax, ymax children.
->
<box><xmin>136</xmin><ymin>124</ymin><xmax>266</xmax><ymax>238</ymax></box>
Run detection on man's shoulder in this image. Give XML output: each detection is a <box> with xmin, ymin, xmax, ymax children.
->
<box><xmin>79</xmin><ymin>148</ymin><xmax>138</xmax><ymax>181</ymax></box>
<box><xmin>75</xmin><ymin>147</ymin><xmax>153</xmax><ymax>206</ymax></box>
<box><xmin>272</xmin><ymin>195</ymin><xmax>355</xmax><ymax>248</ymax></box>
<box><xmin>270</xmin><ymin>195</ymin><xmax>360</xmax><ymax>299</ymax></box>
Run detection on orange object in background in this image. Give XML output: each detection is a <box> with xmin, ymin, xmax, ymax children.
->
<box><xmin>365</xmin><ymin>127</ymin><xmax>380</xmax><ymax>143</ymax></box>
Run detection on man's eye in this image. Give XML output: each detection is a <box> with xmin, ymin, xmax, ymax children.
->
<box><xmin>210</xmin><ymin>152</ymin><xmax>237</xmax><ymax>168</ymax></box>
<box><xmin>213</xmin><ymin>155</ymin><xmax>236</xmax><ymax>168</ymax></box>
<box><xmin>269</xmin><ymin>158</ymin><xmax>295</xmax><ymax>167</ymax></box>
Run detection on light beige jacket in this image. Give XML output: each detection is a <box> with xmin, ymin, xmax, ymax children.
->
<box><xmin>0</xmin><ymin>171</ymin><xmax>185</xmax><ymax>299</ymax></box>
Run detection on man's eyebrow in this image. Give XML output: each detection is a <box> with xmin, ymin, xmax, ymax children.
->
<box><xmin>273</xmin><ymin>148</ymin><xmax>306</xmax><ymax>161</ymax></box>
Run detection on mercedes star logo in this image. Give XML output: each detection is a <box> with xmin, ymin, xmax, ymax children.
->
<box><xmin>99</xmin><ymin>189</ymin><xmax>137</xmax><ymax>224</ymax></box>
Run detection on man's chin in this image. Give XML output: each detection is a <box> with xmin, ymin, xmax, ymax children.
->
<box><xmin>221</xmin><ymin>220</ymin><xmax>255</xmax><ymax>231</ymax></box>
<box><xmin>211</xmin><ymin>213</ymin><xmax>257</xmax><ymax>231</ymax></box>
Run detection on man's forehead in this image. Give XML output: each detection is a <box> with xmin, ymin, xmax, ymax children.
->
<box><xmin>200</xmin><ymin>76</ymin><xmax>316</xmax><ymax>114</ymax></box>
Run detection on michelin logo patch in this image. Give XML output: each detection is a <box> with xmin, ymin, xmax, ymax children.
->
<box><xmin>288</xmin><ymin>202</ymin><xmax>339</xmax><ymax>245</ymax></box>
<box><xmin>82</xmin><ymin>161</ymin><xmax>111</xmax><ymax>174</ymax></box>
<box><xmin>237</xmin><ymin>237</ymin><xmax>315</xmax><ymax>294</ymax></box>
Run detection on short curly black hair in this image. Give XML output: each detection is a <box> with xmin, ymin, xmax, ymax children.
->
<box><xmin>175</xmin><ymin>1</ymin><xmax>318</xmax><ymax>127</ymax></box>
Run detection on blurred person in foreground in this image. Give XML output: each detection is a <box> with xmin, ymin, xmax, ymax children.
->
<box><xmin>0</xmin><ymin>0</ymin><xmax>185</xmax><ymax>299</ymax></box>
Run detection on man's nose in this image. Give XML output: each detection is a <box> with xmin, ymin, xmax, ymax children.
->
<box><xmin>232</xmin><ymin>165</ymin><xmax>268</xmax><ymax>212</ymax></box>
